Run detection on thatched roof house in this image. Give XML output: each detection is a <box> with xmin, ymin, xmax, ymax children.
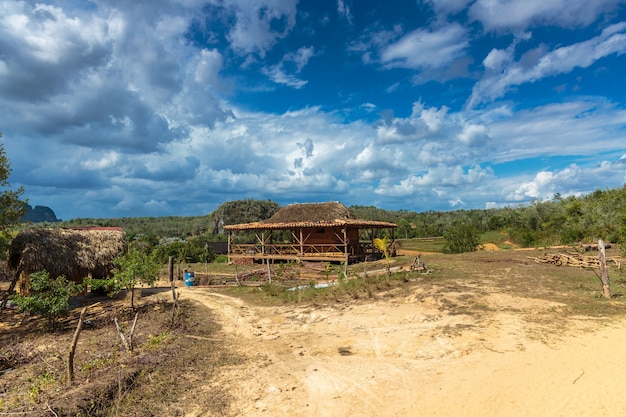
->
<box><xmin>8</xmin><ymin>227</ymin><xmax>126</xmax><ymax>293</ymax></box>
<box><xmin>225</xmin><ymin>202</ymin><xmax>396</xmax><ymax>264</ymax></box>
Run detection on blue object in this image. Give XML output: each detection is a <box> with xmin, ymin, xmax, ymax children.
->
<box><xmin>184</xmin><ymin>271</ymin><xmax>195</xmax><ymax>287</ymax></box>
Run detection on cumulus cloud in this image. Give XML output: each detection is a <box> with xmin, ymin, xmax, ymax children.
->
<box><xmin>506</xmin><ymin>158</ymin><xmax>626</xmax><ymax>202</ymax></box>
<box><xmin>223</xmin><ymin>0</ymin><xmax>298</xmax><ymax>57</ymax></box>
<box><xmin>1</xmin><ymin>0</ymin><xmax>625</xmax><ymax>219</ymax></box>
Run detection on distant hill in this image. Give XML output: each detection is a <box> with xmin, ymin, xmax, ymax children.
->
<box><xmin>22</xmin><ymin>204</ymin><xmax>60</xmax><ymax>223</ymax></box>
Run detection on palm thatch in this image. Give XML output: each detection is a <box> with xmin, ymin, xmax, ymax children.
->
<box><xmin>266</xmin><ymin>202</ymin><xmax>356</xmax><ymax>223</ymax></box>
<box><xmin>225</xmin><ymin>202</ymin><xmax>396</xmax><ymax>230</ymax></box>
<box><xmin>8</xmin><ymin>227</ymin><xmax>126</xmax><ymax>285</ymax></box>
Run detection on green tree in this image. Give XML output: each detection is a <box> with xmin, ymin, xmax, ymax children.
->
<box><xmin>112</xmin><ymin>246</ymin><xmax>161</xmax><ymax>310</ymax></box>
<box><xmin>0</xmin><ymin>131</ymin><xmax>27</xmax><ymax>232</ymax></box>
<box><xmin>443</xmin><ymin>223</ymin><xmax>480</xmax><ymax>254</ymax></box>
<box><xmin>13</xmin><ymin>271</ymin><xmax>83</xmax><ymax>328</ymax></box>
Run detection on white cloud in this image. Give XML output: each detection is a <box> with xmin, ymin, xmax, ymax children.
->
<box><xmin>2</xmin><ymin>0</ymin><xmax>625</xmax><ymax>219</ymax></box>
<box><xmin>470</xmin><ymin>0</ymin><xmax>624</xmax><ymax>31</ymax></box>
<box><xmin>468</xmin><ymin>23</ymin><xmax>626</xmax><ymax>107</ymax></box>
<box><xmin>224</xmin><ymin>0</ymin><xmax>298</xmax><ymax>57</ymax></box>
<box><xmin>337</xmin><ymin>0</ymin><xmax>353</xmax><ymax>25</ymax></box>
<box><xmin>380</xmin><ymin>23</ymin><xmax>469</xmax><ymax>69</ymax></box>
<box><xmin>261</xmin><ymin>46</ymin><xmax>315</xmax><ymax>88</ymax></box>
<box><xmin>287</xmin><ymin>46</ymin><xmax>316</xmax><ymax>72</ymax></box>
<box><xmin>194</xmin><ymin>49</ymin><xmax>224</xmax><ymax>85</ymax></box>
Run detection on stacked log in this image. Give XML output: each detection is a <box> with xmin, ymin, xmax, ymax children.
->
<box><xmin>527</xmin><ymin>252</ymin><xmax>621</xmax><ymax>269</ymax></box>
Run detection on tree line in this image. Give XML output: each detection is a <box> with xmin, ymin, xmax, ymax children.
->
<box><xmin>14</xmin><ymin>186</ymin><xmax>626</xmax><ymax>252</ymax></box>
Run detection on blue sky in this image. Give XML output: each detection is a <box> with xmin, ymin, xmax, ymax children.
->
<box><xmin>1</xmin><ymin>0</ymin><xmax>626</xmax><ymax>220</ymax></box>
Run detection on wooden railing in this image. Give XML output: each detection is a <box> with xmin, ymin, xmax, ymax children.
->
<box><xmin>229</xmin><ymin>242</ymin><xmax>385</xmax><ymax>260</ymax></box>
<box><xmin>230</xmin><ymin>243</ymin><xmax>346</xmax><ymax>257</ymax></box>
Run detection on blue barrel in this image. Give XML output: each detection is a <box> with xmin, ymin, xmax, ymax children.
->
<box><xmin>184</xmin><ymin>271</ymin><xmax>195</xmax><ymax>287</ymax></box>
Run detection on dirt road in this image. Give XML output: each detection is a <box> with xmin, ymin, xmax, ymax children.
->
<box><xmin>178</xmin><ymin>286</ymin><xmax>626</xmax><ymax>417</ymax></box>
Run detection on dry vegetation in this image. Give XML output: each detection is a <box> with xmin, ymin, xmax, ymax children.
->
<box><xmin>0</xmin><ymin>290</ymin><xmax>238</xmax><ymax>416</ymax></box>
<box><xmin>2</xmin><ymin>245</ymin><xmax>626</xmax><ymax>416</ymax></box>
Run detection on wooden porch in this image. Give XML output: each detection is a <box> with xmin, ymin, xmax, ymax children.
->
<box><xmin>224</xmin><ymin>202</ymin><xmax>397</xmax><ymax>265</ymax></box>
<box><xmin>228</xmin><ymin>241</ymin><xmax>384</xmax><ymax>263</ymax></box>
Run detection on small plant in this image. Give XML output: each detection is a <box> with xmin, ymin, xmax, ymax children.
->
<box><xmin>112</xmin><ymin>246</ymin><xmax>161</xmax><ymax>310</ymax></box>
<box><xmin>374</xmin><ymin>236</ymin><xmax>392</xmax><ymax>275</ymax></box>
<box><xmin>13</xmin><ymin>271</ymin><xmax>83</xmax><ymax>328</ymax></box>
<box><xmin>146</xmin><ymin>331</ymin><xmax>170</xmax><ymax>349</ymax></box>
<box><xmin>28</xmin><ymin>372</ymin><xmax>56</xmax><ymax>404</ymax></box>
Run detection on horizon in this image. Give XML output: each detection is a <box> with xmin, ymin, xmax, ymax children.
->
<box><xmin>2</xmin><ymin>1</ymin><xmax>626</xmax><ymax>220</ymax></box>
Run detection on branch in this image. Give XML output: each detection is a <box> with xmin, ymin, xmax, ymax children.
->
<box><xmin>67</xmin><ymin>306</ymin><xmax>88</xmax><ymax>384</ymax></box>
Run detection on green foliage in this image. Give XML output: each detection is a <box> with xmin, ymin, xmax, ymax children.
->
<box><xmin>12</xmin><ymin>271</ymin><xmax>83</xmax><ymax>328</ymax></box>
<box><xmin>208</xmin><ymin>199</ymin><xmax>280</xmax><ymax>235</ymax></box>
<box><xmin>0</xmin><ymin>230</ymin><xmax>16</xmax><ymax>260</ymax></box>
<box><xmin>151</xmin><ymin>235</ymin><xmax>216</xmax><ymax>264</ymax></box>
<box><xmin>86</xmin><ymin>276</ymin><xmax>119</xmax><ymax>296</ymax></box>
<box><xmin>30</xmin><ymin>186</ymin><xmax>626</xmax><ymax>251</ymax></box>
<box><xmin>112</xmin><ymin>246</ymin><xmax>161</xmax><ymax>309</ymax></box>
<box><xmin>0</xmin><ymin>132</ymin><xmax>27</xmax><ymax>233</ymax></box>
<box><xmin>443</xmin><ymin>223</ymin><xmax>480</xmax><ymax>254</ymax></box>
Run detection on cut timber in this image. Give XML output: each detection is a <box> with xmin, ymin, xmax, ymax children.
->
<box><xmin>527</xmin><ymin>252</ymin><xmax>621</xmax><ymax>269</ymax></box>
<box><xmin>410</xmin><ymin>256</ymin><xmax>429</xmax><ymax>272</ymax></box>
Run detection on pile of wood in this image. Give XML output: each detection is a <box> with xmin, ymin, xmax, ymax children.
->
<box><xmin>410</xmin><ymin>256</ymin><xmax>430</xmax><ymax>272</ymax></box>
<box><xmin>527</xmin><ymin>252</ymin><xmax>621</xmax><ymax>269</ymax></box>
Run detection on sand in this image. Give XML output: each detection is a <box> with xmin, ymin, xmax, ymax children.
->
<box><xmin>178</xmin><ymin>287</ymin><xmax>626</xmax><ymax>417</ymax></box>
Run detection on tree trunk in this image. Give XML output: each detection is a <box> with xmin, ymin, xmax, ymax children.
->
<box><xmin>599</xmin><ymin>239</ymin><xmax>611</xmax><ymax>299</ymax></box>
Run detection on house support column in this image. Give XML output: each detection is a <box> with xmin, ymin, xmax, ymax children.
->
<box><xmin>227</xmin><ymin>231</ymin><xmax>232</xmax><ymax>263</ymax></box>
<box><xmin>343</xmin><ymin>227</ymin><xmax>348</xmax><ymax>264</ymax></box>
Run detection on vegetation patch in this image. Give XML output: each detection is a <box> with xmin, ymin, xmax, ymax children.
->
<box><xmin>0</xmin><ymin>295</ymin><xmax>238</xmax><ymax>417</ymax></box>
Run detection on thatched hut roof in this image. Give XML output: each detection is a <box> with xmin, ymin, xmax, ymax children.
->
<box><xmin>8</xmin><ymin>227</ymin><xmax>126</xmax><ymax>282</ymax></box>
<box><xmin>224</xmin><ymin>202</ymin><xmax>397</xmax><ymax>231</ymax></box>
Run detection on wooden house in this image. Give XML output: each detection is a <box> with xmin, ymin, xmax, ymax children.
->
<box><xmin>224</xmin><ymin>202</ymin><xmax>396</xmax><ymax>264</ymax></box>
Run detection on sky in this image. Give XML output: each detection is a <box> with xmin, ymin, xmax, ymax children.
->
<box><xmin>1</xmin><ymin>0</ymin><xmax>626</xmax><ymax>220</ymax></box>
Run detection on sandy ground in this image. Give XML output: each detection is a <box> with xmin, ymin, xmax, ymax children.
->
<box><xmin>176</xmin><ymin>286</ymin><xmax>626</xmax><ymax>417</ymax></box>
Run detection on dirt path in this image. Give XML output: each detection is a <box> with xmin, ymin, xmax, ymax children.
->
<box><xmin>178</xmin><ymin>287</ymin><xmax>626</xmax><ymax>417</ymax></box>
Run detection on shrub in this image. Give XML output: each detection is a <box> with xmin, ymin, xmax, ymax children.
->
<box><xmin>12</xmin><ymin>271</ymin><xmax>83</xmax><ymax>328</ymax></box>
<box><xmin>443</xmin><ymin>223</ymin><xmax>480</xmax><ymax>254</ymax></box>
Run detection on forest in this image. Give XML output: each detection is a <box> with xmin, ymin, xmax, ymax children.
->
<box><xmin>13</xmin><ymin>185</ymin><xmax>626</xmax><ymax>253</ymax></box>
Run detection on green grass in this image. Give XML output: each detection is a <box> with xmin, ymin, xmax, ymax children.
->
<box><xmin>396</xmin><ymin>237</ymin><xmax>446</xmax><ymax>253</ymax></box>
<box><xmin>480</xmin><ymin>230</ymin><xmax>510</xmax><ymax>245</ymax></box>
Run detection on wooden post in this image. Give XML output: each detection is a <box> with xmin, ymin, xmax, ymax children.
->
<box><xmin>0</xmin><ymin>271</ymin><xmax>21</xmax><ymax>313</ymax></box>
<box><xmin>67</xmin><ymin>306</ymin><xmax>88</xmax><ymax>384</ymax></box>
<box><xmin>114</xmin><ymin>318</ymin><xmax>131</xmax><ymax>351</ymax></box>
<box><xmin>168</xmin><ymin>256</ymin><xmax>176</xmax><ymax>303</ymax></box>
<box><xmin>342</xmin><ymin>228</ymin><xmax>348</xmax><ymax>265</ymax></box>
<box><xmin>599</xmin><ymin>239</ymin><xmax>611</xmax><ymax>299</ymax></box>
<box><xmin>227</xmin><ymin>231</ymin><xmax>232</xmax><ymax>264</ymax></box>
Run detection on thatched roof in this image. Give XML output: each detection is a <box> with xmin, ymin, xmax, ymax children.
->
<box><xmin>8</xmin><ymin>227</ymin><xmax>126</xmax><ymax>282</ymax></box>
<box><xmin>224</xmin><ymin>202</ymin><xmax>397</xmax><ymax>231</ymax></box>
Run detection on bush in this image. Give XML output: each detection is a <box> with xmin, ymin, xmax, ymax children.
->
<box><xmin>12</xmin><ymin>271</ymin><xmax>83</xmax><ymax>328</ymax></box>
<box><xmin>443</xmin><ymin>223</ymin><xmax>480</xmax><ymax>254</ymax></box>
